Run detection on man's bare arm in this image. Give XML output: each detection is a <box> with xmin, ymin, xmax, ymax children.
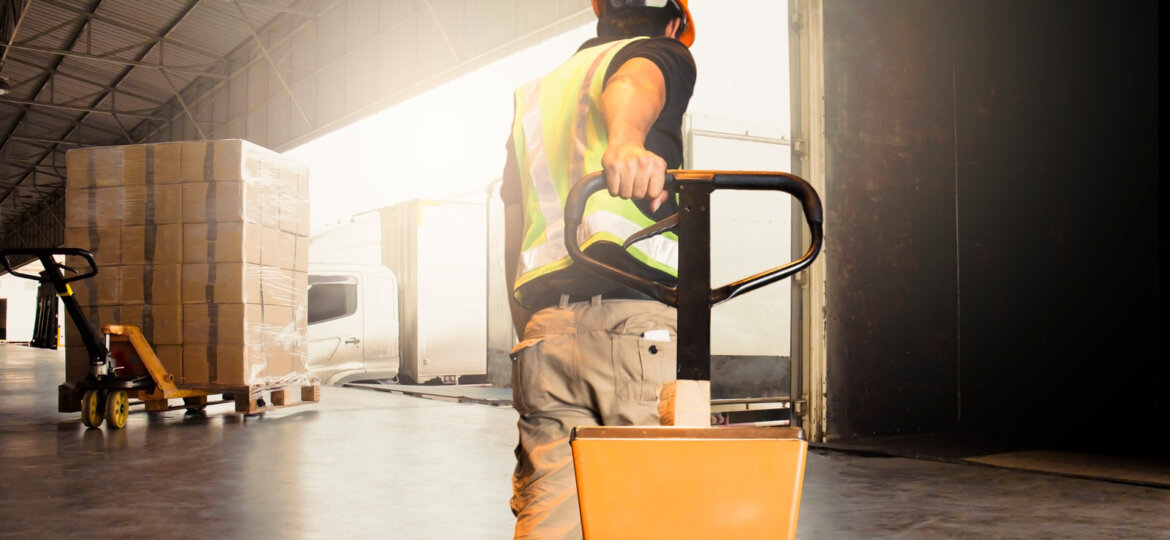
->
<box><xmin>601</xmin><ymin>57</ymin><xmax>670</xmax><ymax>212</ymax></box>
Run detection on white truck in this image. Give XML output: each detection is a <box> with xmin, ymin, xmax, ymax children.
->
<box><xmin>307</xmin><ymin>263</ymin><xmax>400</xmax><ymax>385</ymax></box>
<box><xmin>307</xmin><ymin>199</ymin><xmax>489</xmax><ymax>386</ymax></box>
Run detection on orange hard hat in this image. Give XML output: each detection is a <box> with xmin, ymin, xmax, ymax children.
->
<box><xmin>591</xmin><ymin>0</ymin><xmax>695</xmax><ymax>48</ymax></box>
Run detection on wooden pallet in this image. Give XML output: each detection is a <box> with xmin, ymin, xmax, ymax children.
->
<box><xmin>141</xmin><ymin>381</ymin><xmax>321</xmax><ymax>415</ymax></box>
<box><xmin>234</xmin><ymin>382</ymin><xmax>321</xmax><ymax>415</ymax></box>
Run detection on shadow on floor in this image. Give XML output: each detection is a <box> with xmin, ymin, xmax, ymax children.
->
<box><xmin>818</xmin><ymin>429</ymin><xmax>1170</xmax><ymax>489</ymax></box>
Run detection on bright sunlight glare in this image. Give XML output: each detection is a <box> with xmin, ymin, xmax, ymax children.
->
<box><xmin>286</xmin><ymin>0</ymin><xmax>789</xmax><ymax>235</ymax></box>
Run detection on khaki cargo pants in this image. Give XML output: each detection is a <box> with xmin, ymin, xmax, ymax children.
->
<box><xmin>510</xmin><ymin>296</ymin><xmax>677</xmax><ymax>540</ymax></box>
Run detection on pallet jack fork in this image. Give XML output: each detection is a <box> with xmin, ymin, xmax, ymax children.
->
<box><xmin>563</xmin><ymin>170</ymin><xmax>824</xmax><ymax>539</ymax></box>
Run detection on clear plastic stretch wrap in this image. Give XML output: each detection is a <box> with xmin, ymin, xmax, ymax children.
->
<box><xmin>63</xmin><ymin>140</ymin><xmax>314</xmax><ymax>392</ymax></box>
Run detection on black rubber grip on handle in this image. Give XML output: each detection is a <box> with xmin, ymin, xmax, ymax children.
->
<box><xmin>709</xmin><ymin>172</ymin><xmax>823</xmax><ymax>225</ymax></box>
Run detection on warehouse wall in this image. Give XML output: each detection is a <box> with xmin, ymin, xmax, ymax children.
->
<box><xmin>822</xmin><ymin>0</ymin><xmax>1160</xmax><ymax>451</ymax></box>
<box><xmin>0</xmin><ymin>260</ymin><xmax>53</xmax><ymax>343</ymax></box>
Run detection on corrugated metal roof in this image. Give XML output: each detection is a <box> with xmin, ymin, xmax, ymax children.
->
<box><xmin>0</xmin><ymin>0</ymin><xmax>305</xmax><ymax>242</ymax></box>
<box><xmin>0</xmin><ymin>0</ymin><xmax>590</xmax><ymax>252</ymax></box>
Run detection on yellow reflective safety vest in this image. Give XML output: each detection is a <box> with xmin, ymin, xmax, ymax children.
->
<box><xmin>510</xmin><ymin>37</ymin><xmax>679</xmax><ymax>306</ymax></box>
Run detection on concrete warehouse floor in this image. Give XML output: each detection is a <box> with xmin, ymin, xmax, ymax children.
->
<box><xmin>1</xmin><ymin>343</ymin><xmax>1167</xmax><ymax>539</ymax></box>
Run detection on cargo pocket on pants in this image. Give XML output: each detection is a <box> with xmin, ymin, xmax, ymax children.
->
<box><xmin>638</xmin><ymin>337</ymin><xmax>675</xmax><ymax>402</ymax></box>
<box><xmin>510</xmin><ymin>337</ymin><xmax>544</xmax><ymax>416</ymax></box>
<box><xmin>612</xmin><ymin>336</ymin><xmax>676</xmax><ymax>403</ymax></box>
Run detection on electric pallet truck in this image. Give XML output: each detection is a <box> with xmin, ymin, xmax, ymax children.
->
<box><xmin>0</xmin><ymin>247</ymin><xmax>317</xmax><ymax>429</ymax></box>
<box><xmin>564</xmin><ymin>170</ymin><xmax>824</xmax><ymax>539</ymax></box>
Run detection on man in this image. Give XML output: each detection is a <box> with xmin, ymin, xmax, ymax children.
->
<box><xmin>500</xmin><ymin>1</ymin><xmax>697</xmax><ymax>538</ymax></box>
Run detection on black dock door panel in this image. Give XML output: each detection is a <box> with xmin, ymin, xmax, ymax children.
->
<box><xmin>821</xmin><ymin>0</ymin><xmax>1160</xmax><ymax>454</ymax></box>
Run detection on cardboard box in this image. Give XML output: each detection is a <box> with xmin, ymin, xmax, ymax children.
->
<box><xmin>182</xmin><ymin>222</ymin><xmax>245</xmax><ymax>264</ymax></box>
<box><xmin>180</xmin><ymin>141</ymin><xmax>208</xmax><ymax>183</ymax></box>
<box><xmin>245</xmin><ymin>222</ymin><xmax>263</xmax><ymax>264</ymax></box>
<box><xmin>182</xmin><ymin>345</ymin><xmax>210</xmax><ymax>384</ymax></box>
<box><xmin>212</xmin><ymin>139</ymin><xmax>244</xmax><ymax>181</ymax></box>
<box><xmin>141</xmin><ymin>303</ymin><xmax>184</xmax><ymax>345</ymax></box>
<box><xmin>296</xmin><ymin>173</ymin><xmax>311</xmax><ymax>237</ymax></box>
<box><xmin>120</xmin><ymin>185</ymin><xmax>147</xmax><ymax>226</ymax></box>
<box><xmin>62</xmin><ymin>226</ymin><xmax>120</xmax><ymax>267</ymax></box>
<box><xmin>213</xmin><ymin>346</ymin><xmax>244</xmax><ymax>384</ymax></box>
<box><xmin>120</xmin><ymin>226</ymin><xmax>146</xmax><ymax>266</ymax></box>
<box><xmin>63</xmin><ymin>227</ymin><xmax>87</xmax><ymax>256</ymax></box>
<box><xmin>119</xmin><ymin>264</ymin><xmax>182</xmax><ymax>306</ymax></box>
<box><xmin>64</xmin><ymin>189</ymin><xmax>91</xmax><ymax>228</ymax></box>
<box><xmin>294</xmin><ymin>235</ymin><xmax>309</xmax><ymax>273</ymax></box>
<box><xmin>279</xmin><ymin>189</ymin><xmax>300</xmax><ymax>233</ymax></box>
<box><xmin>182</xmin><ymin>303</ymin><xmax>246</xmax><ymax>345</ymax></box>
<box><xmin>120</xmin><ymin>145</ymin><xmax>147</xmax><ymax>185</ymax></box>
<box><xmin>63</xmin><ymin>139</ymin><xmax>310</xmax><ymax>387</ymax></box>
<box><xmin>259</xmin><ymin>228</ymin><xmax>296</xmax><ymax>269</ymax></box>
<box><xmin>243</xmin><ymin>273</ymin><xmax>306</xmax><ymax>323</ymax></box>
<box><xmin>121</xmin><ymin>223</ymin><xmax>183</xmax><ymax>265</ymax></box>
<box><xmin>94</xmin><ymin>304</ymin><xmax>182</xmax><ymax>346</ymax></box>
<box><xmin>65</xmin><ymin>345</ymin><xmax>92</xmax><ymax>383</ymax></box>
<box><xmin>266</xmin><ymin>269</ymin><xmax>296</xmax><ymax>307</ymax></box>
<box><xmin>154</xmin><ymin>344</ymin><xmax>184</xmax><ymax>380</ymax></box>
<box><xmin>94</xmin><ymin>265</ymin><xmax>121</xmax><ymax>306</ymax></box>
<box><xmin>182</xmin><ymin>181</ymin><xmax>246</xmax><ymax>224</ymax></box>
<box><xmin>293</xmin><ymin>272</ymin><xmax>308</xmax><ymax>307</ymax></box>
<box><xmin>78</xmin><ymin>147</ymin><xmax>126</xmax><ymax>189</ymax></box>
<box><xmin>150</xmin><ymin>142</ymin><xmax>183</xmax><ymax>183</ymax></box>
<box><xmin>94</xmin><ymin>187</ymin><xmax>127</xmax><ymax>227</ymax></box>
<box><xmin>183</xmin><ymin>344</ymin><xmax>248</xmax><ymax>385</ymax></box>
<box><xmin>182</xmin><ymin>263</ymin><xmax>244</xmax><ymax>304</ymax></box>
<box><xmin>65</xmin><ymin>148</ymin><xmax>88</xmax><ymax>189</ymax></box>
<box><xmin>65</xmin><ymin>188</ymin><xmax>128</xmax><ymax>230</ymax></box>
<box><xmin>142</xmin><ymin>183</ymin><xmax>183</xmax><ymax>225</ymax></box>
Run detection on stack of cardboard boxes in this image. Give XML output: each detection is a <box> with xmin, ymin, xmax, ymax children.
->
<box><xmin>62</xmin><ymin>139</ymin><xmax>310</xmax><ymax>403</ymax></box>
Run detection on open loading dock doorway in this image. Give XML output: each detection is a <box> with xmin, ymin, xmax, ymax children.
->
<box><xmin>791</xmin><ymin>0</ymin><xmax>1162</xmax><ymax>477</ymax></box>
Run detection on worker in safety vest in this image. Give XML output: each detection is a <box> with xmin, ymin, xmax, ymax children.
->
<box><xmin>500</xmin><ymin>1</ymin><xmax>697</xmax><ymax>537</ymax></box>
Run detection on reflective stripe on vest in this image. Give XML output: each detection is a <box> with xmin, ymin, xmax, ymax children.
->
<box><xmin>511</xmin><ymin>37</ymin><xmax>679</xmax><ymax>302</ymax></box>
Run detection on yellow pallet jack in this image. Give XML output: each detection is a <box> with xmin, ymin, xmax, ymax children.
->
<box><xmin>0</xmin><ymin>247</ymin><xmax>319</xmax><ymax>429</ymax></box>
<box><xmin>564</xmin><ymin>170</ymin><xmax>824</xmax><ymax>539</ymax></box>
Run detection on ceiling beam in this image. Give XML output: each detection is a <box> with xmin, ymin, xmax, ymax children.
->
<box><xmin>6</xmin><ymin>55</ymin><xmax>169</xmax><ymax>108</ymax></box>
<box><xmin>232</xmin><ymin>0</ymin><xmax>311</xmax><ymax>128</ymax></box>
<box><xmin>39</xmin><ymin>0</ymin><xmax>224</xmax><ymax>61</ymax></box>
<box><xmin>8</xmin><ymin>134</ymin><xmax>83</xmax><ymax>145</ymax></box>
<box><xmin>1</xmin><ymin>42</ymin><xmax>228</xmax><ymax>79</ymax></box>
<box><xmin>0</xmin><ymin>95</ymin><xmax>169</xmax><ymax>119</ymax></box>
<box><xmin>226</xmin><ymin>0</ymin><xmax>318</xmax><ymax>18</ymax></box>
<box><xmin>0</xmin><ymin>0</ymin><xmax>205</xmax><ymax>239</ymax></box>
<box><xmin>0</xmin><ymin>0</ymin><xmax>33</xmax><ymax>70</ymax></box>
<box><xmin>0</xmin><ymin>0</ymin><xmax>104</xmax><ymax>208</ymax></box>
<box><xmin>135</xmin><ymin>0</ymin><xmax>341</xmax><ymax>143</ymax></box>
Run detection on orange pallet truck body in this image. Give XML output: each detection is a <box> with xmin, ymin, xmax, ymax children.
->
<box><xmin>563</xmin><ymin>170</ymin><xmax>824</xmax><ymax>539</ymax></box>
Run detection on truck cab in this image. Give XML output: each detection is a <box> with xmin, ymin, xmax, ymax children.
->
<box><xmin>307</xmin><ymin>263</ymin><xmax>400</xmax><ymax>386</ymax></box>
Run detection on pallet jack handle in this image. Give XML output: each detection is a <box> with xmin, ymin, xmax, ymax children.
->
<box><xmin>566</xmin><ymin>173</ymin><xmax>821</xmax><ymax>538</ymax></box>
<box><xmin>0</xmin><ymin>247</ymin><xmax>108</xmax><ymax>370</ymax></box>
<box><xmin>565</xmin><ymin>170</ymin><xmax>823</xmax><ymax>382</ymax></box>
<box><xmin>565</xmin><ymin>170</ymin><xmax>823</xmax><ymax>307</ymax></box>
<box><xmin>0</xmin><ymin>247</ymin><xmax>99</xmax><ymax>285</ymax></box>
